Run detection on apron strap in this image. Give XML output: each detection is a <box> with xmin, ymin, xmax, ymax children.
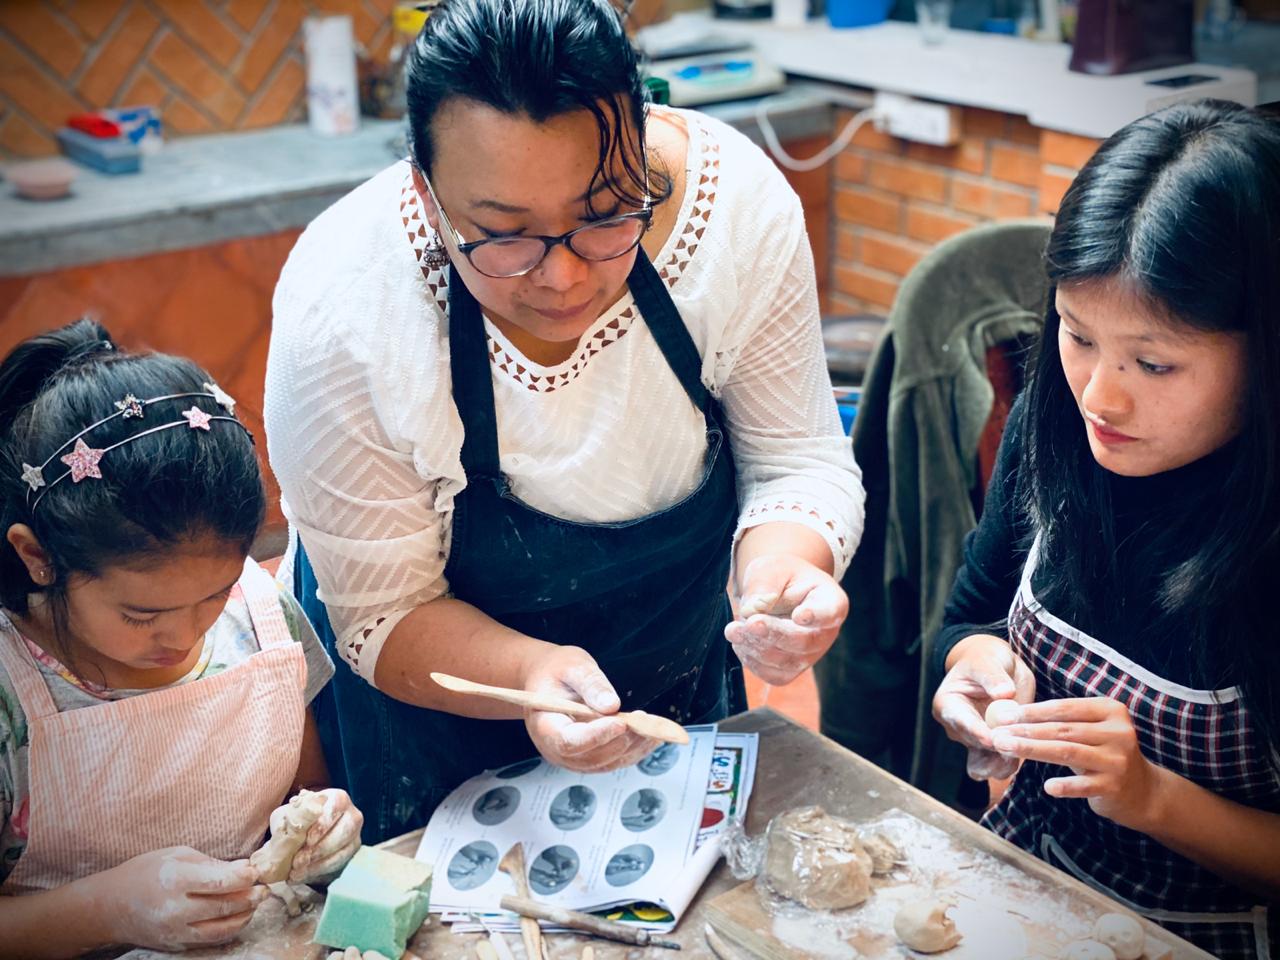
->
<box><xmin>448</xmin><ymin>248</ymin><xmax>710</xmax><ymax>479</ymax></box>
<box><xmin>236</xmin><ymin>558</ymin><xmax>294</xmax><ymax>651</ymax></box>
<box><xmin>0</xmin><ymin>616</ymin><xmax>60</xmax><ymax>721</ymax></box>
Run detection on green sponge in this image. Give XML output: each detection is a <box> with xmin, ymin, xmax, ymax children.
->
<box><xmin>313</xmin><ymin>846</ymin><xmax>433</xmax><ymax>957</ymax></box>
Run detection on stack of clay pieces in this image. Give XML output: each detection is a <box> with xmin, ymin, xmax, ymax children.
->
<box><xmin>1061</xmin><ymin>912</ymin><xmax>1173</xmax><ymax>960</ymax></box>
<box><xmin>313</xmin><ymin>846</ymin><xmax>433</xmax><ymax>958</ymax></box>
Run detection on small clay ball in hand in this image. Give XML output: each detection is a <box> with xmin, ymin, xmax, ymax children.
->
<box><xmin>985</xmin><ymin>699</ymin><xmax>1022</xmax><ymax>729</ymax></box>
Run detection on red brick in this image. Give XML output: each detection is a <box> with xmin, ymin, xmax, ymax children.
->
<box><xmin>964</xmin><ymin>107</ymin><xmax>1008</xmax><ymax>140</ymax></box>
<box><xmin>868</xmin><ymin>157</ymin><xmax>949</xmax><ymax>203</ymax></box>
<box><xmin>835</xmin><ymin>229</ymin><xmax>858</xmax><ymax>263</ymax></box>
<box><xmin>1041</xmin><ymin>129</ymin><xmax>1102</xmax><ymax>170</ymax></box>
<box><xmin>163</xmin><ymin>95</ymin><xmax>215</xmax><ymax>135</ymax></box>
<box><xmin>835</xmin><ymin>150</ymin><xmax>867</xmax><ymax>184</ymax></box>
<box><xmin>63</xmin><ymin>0</ymin><xmax>127</xmax><ymax>39</ymax></box>
<box><xmin>835</xmin><ymin>265</ymin><xmax>899</xmax><ymax>309</ymax></box>
<box><xmin>1039</xmin><ymin>169</ymin><xmax>1075</xmax><ymax>215</ymax></box>
<box><xmin>951</xmin><ymin>177</ymin><xmax>1035</xmax><ymax>219</ymax></box>
<box><xmin>150</xmin><ymin>0</ymin><xmax>242</xmax><ymax>69</ymax></box>
<box><xmin>239</xmin><ymin>58</ymin><xmax>304</xmax><ymax>129</ymax></box>
<box><xmin>905</xmin><ymin>205</ymin><xmax>977</xmax><ymax>244</ymax></box>
<box><xmin>835</xmin><ymin>186</ymin><xmax>903</xmax><ymax>233</ymax></box>
<box><xmin>236</xmin><ymin>0</ymin><xmax>304</xmax><ymax>92</ymax></box>
<box><xmin>0</xmin><ymin>37</ymin><xmax>87</xmax><ymax>129</ymax></box>
<box><xmin>849</xmin><ymin>118</ymin><xmax>899</xmax><ymax>153</ymax></box>
<box><xmin>150</xmin><ymin>31</ymin><xmax>246</xmax><ymax>126</ymax></box>
<box><xmin>906</xmin><ymin>138</ymin><xmax>986</xmax><ymax>175</ymax></box>
<box><xmin>1007</xmin><ymin>115</ymin><xmax>1041</xmax><ymax>147</ymax></box>
<box><xmin>0</xmin><ymin>4</ymin><xmax>85</xmax><ymax>78</ymax></box>
<box><xmin>119</xmin><ymin>66</ymin><xmax>167</xmax><ymax>110</ymax></box>
<box><xmin>0</xmin><ymin>111</ymin><xmax>58</xmax><ymax>157</ymax></box>
<box><xmin>77</xmin><ymin>4</ymin><xmax>161</xmax><ymax>107</ymax></box>
<box><xmin>860</xmin><ymin>233</ymin><xmax>925</xmax><ymax>277</ymax></box>
<box><xmin>990</xmin><ymin>143</ymin><xmax>1040</xmax><ymax>188</ymax></box>
<box><xmin>225</xmin><ymin>0</ymin><xmax>265</xmax><ymax>32</ymax></box>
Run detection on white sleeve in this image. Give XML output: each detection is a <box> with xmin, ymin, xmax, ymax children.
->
<box><xmin>265</xmin><ymin>289</ymin><xmax>453</xmax><ymax>686</ymax></box>
<box><xmin>715</xmin><ymin>176</ymin><xmax>865</xmax><ymax>580</ymax></box>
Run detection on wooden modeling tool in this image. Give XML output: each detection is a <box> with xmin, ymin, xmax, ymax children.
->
<box><xmin>500</xmin><ymin>895</ymin><xmax>682</xmax><ymax>950</ymax></box>
<box><xmin>431</xmin><ymin>673</ymin><xmax>690</xmax><ymax>745</ymax></box>
<box><xmin>499</xmin><ymin>844</ymin><xmax>546</xmax><ymax>960</ymax></box>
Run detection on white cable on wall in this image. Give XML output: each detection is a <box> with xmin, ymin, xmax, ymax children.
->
<box><xmin>755</xmin><ymin>95</ymin><xmax>880</xmax><ymax>172</ymax></box>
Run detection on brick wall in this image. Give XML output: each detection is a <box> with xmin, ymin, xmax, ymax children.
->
<box><xmin>0</xmin><ymin>0</ymin><xmax>398</xmax><ymax>160</ymax></box>
<box><xmin>830</xmin><ymin>105</ymin><xmax>1103</xmax><ymax>315</ymax></box>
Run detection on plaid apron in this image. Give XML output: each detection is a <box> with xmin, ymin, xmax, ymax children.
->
<box><xmin>984</xmin><ymin>534</ymin><xmax>1280</xmax><ymax>959</ymax></box>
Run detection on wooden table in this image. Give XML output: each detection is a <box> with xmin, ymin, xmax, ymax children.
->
<box><xmin>125</xmin><ymin>708</ymin><xmax>1210</xmax><ymax>960</ymax></box>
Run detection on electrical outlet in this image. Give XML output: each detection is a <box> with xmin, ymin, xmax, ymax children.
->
<box><xmin>872</xmin><ymin>92</ymin><xmax>961</xmax><ymax>146</ymax></box>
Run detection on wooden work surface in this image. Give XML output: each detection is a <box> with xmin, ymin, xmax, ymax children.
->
<box><xmin>122</xmin><ymin>708</ymin><xmax>1210</xmax><ymax>960</ymax></box>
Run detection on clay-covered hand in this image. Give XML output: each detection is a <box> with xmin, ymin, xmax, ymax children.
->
<box><xmin>86</xmin><ymin>846</ymin><xmax>266</xmax><ymax>950</ymax></box>
<box><xmin>285</xmin><ymin>788</ymin><xmax>364</xmax><ymax>884</ymax></box>
<box><xmin>989</xmin><ymin>696</ymin><xmax>1166</xmax><ymax>830</ymax></box>
<box><xmin>932</xmin><ymin>634</ymin><xmax>1036</xmax><ymax>781</ymax></box>
<box><xmin>725</xmin><ymin>554</ymin><xmax>848</xmax><ymax>686</ymax></box>
<box><xmin>523</xmin><ymin>645</ymin><xmax>659</xmax><ymax>774</ymax></box>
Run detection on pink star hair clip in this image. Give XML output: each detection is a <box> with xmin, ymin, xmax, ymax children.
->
<box><xmin>23</xmin><ymin>384</ymin><xmax>251</xmax><ymax>511</ymax></box>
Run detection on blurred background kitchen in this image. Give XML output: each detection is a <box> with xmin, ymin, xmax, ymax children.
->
<box><xmin>1</xmin><ymin>0</ymin><xmax>1276</xmax><ymax>739</ymax></box>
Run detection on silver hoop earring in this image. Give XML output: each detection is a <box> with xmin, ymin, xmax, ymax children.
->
<box><xmin>423</xmin><ymin>233</ymin><xmax>450</xmax><ymax>269</ymax></box>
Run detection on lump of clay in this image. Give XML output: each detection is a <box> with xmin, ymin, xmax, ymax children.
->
<box><xmin>250</xmin><ymin>789</ymin><xmax>326</xmax><ymax>883</ymax></box>
<box><xmin>860</xmin><ymin>830</ymin><xmax>905</xmax><ymax>876</ymax></box>
<box><xmin>1092</xmin><ymin>914</ymin><xmax>1144</xmax><ymax>960</ymax></box>
<box><xmin>893</xmin><ymin>899</ymin><xmax>961</xmax><ymax>953</ymax></box>
<box><xmin>761</xmin><ymin>806</ymin><xmax>871</xmax><ymax>910</ymax></box>
<box><xmin>985</xmin><ymin>699</ymin><xmax>1022</xmax><ymax>729</ymax></box>
<box><xmin>1062</xmin><ymin>941</ymin><xmax>1117</xmax><ymax>960</ymax></box>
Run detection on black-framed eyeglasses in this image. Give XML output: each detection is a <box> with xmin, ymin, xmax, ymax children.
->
<box><xmin>423</xmin><ymin>176</ymin><xmax>653</xmax><ymax>279</ymax></box>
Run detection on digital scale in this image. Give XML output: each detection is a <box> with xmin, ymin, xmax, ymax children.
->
<box><xmin>646</xmin><ymin>48</ymin><xmax>785</xmax><ymax>107</ymax></box>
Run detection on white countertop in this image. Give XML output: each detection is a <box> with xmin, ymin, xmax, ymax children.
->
<box><xmin>710</xmin><ymin>17</ymin><xmax>1257</xmax><ymax>138</ymax></box>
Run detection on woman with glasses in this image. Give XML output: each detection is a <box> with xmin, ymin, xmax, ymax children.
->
<box><xmin>265</xmin><ymin>0</ymin><xmax>863</xmax><ymax>840</ymax></box>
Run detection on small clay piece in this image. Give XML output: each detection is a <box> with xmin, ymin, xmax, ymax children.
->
<box><xmin>1092</xmin><ymin>913</ymin><xmax>1144</xmax><ymax>960</ymax></box>
<box><xmin>894</xmin><ymin>899</ymin><xmax>962</xmax><ymax>953</ymax></box>
<box><xmin>860</xmin><ymin>830</ymin><xmax>905</xmax><ymax>876</ymax></box>
<box><xmin>1062</xmin><ymin>941</ymin><xmax>1117</xmax><ymax>960</ymax></box>
<box><xmin>761</xmin><ymin>806</ymin><xmax>871</xmax><ymax>910</ymax></box>
<box><xmin>985</xmin><ymin>699</ymin><xmax>1022</xmax><ymax>729</ymax></box>
<box><xmin>250</xmin><ymin>789</ymin><xmax>326</xmax><ymax>883</ymax></box>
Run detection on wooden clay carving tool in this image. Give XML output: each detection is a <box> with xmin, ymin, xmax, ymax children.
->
<box><xmin>500</xmin><ymin>895</ymin><xmax>682</xmax><ymax>950</ymax></box>
<box><xmin>431</xmin><ymin>672</ymin><xmax>690</xmax><ymax>745</ymax></box>
<box><xmin>499</xmin><ymin>844</ymin><xmax>546</xmax><ymax>960</ymax></box>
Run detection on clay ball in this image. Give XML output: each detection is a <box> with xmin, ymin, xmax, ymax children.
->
<box><xmin>894</xmin><ymin>899</ymin><xmax>962</xmax><ymax>954</ymax></box>
<box><xmin>1092</xmin><ymin>913</ymin><xmax>1144</xmax><ymax>960</ymax></box>
<box><xmin>985</xmin><ymin>699</ymin><xmax>1022</xmax><ymax>729</ymax></box>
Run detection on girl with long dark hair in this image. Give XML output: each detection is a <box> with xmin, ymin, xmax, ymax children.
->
<box><xmin>933</xmin><ymin>100</ymin><xmax>1280</xmax><ymax>958</ymax></box>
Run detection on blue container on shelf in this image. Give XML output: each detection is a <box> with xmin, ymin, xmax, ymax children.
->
<box><xmin>827</xmin><ymin>0</ymin><xmax>892</xmax><ymax>27</ymax></box>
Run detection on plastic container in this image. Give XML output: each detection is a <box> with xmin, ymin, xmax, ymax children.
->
<box><xmin>827</xmin><ymin>0</ymin><xmax>892</xmax><ymax>27</ymax></box>
<box><xmin>56</xmin><ymin>127</ymin><xmax>141</xmax><ymax>174</ymax></box>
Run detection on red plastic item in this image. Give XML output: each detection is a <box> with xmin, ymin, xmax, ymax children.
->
<box><xmin>67</xmin><ymin>113</ymin><xmax>123</xmax><ymax>139</ymax></box>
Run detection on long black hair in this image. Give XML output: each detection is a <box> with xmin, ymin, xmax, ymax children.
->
<box><xmin>1020</xmin><ymin>100</ymin><xmax>1280</xmax><ymax>752</ymax></box>
<box><xmin>404</xmin><ymin>0</ymin><xmax>671</xmax><ymax>214</ymax></box>
<box><xmin>0</xmin><ymin>319</ymin><xmax>265</xmax><ymax>672</ymax></box>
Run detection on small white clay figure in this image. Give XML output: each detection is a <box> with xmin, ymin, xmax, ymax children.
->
<box><xmin>1092</xmin><ymin>913</ymin><xmax>1145</xmax><ymax>960</ymax></box>
<box><xmin>1061</xmin><ymin>940</ymin><xmax>1117</xmax><ymax>960</ymax></box>
<box><xmin>893</xmin><ymin>899</ymin><xmax>962</xmax><ymax>953</ymax></box>
<box><xmin>250</xmin><ymin>789</ymin><xmax>326</xmax><ymax>883</ymax></box>
<box><xmin>985</xmin><ymin>699</ymin><xmax>1022</xmax><ymax>729</ymax></box>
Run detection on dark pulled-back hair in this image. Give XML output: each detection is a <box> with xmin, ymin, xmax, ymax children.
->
<box><xmin>1021</xmin><ymin>100</ymin><xmax>1280</xmax><ymax>751</ymax></box>
<box><xmin>404</xmin><ymin>0</ymin><xmax>670</xmax><ymax>213</ymax></box>
<box><xmin>0</xmin><ymin>319</ymin><xmax>265</xmax><ymax>668</ymax></box>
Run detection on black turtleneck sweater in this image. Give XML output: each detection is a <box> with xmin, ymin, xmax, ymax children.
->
<box><xmin>936</xmin><ymin>397</ymin><xmax>1236</xmax><ymax>689</ymax></box>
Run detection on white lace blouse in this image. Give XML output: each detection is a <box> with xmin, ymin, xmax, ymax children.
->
<box><xmin>265</xmin><ymin>107</ymin><xmax>864</xmax><ymax>684</ymax></box>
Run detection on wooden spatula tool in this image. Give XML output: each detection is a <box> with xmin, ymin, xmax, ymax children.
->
<box><xmin>430</xmin><ymin>672</ymin><xmax>689</xmax><ymax>745</ymax></box>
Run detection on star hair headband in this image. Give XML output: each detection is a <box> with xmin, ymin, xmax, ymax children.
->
<box><xmin>21</xmin><ymin>382</ymin><xmax>250</xmax><ymax>512</ymax></box>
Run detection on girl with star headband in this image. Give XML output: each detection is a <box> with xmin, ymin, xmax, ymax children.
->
<box><xmin>0</xmin><ymin>320</ymin><xmax>362</xmax><ymax>956</ymax></box>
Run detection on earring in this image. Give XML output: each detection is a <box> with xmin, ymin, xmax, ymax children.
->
<box><xmin>423</xmin><ymin>231</ymin><xmax>450</xmax><ymax>269</ymax></box>
<box><xmin>36</xmin><ymin>566</ymin><xmax>52</xmax><ymax>585</ymax></box>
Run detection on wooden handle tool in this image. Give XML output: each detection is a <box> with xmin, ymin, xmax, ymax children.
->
<box><xmin>500</xmin><ymin>895</ymin><xmax>682</xmax><ymax>950</ymax></box>
<box><xmin>499</xmin><ymin>844</ymin><xmax>545</xmax><ymax>960</ymax></box>
<box><xmin>430</xmin><ymin>673</ymin><xmax>690</xmax><ymax>745</ymax></box>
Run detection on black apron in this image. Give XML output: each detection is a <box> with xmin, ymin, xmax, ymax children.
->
<box><xmin>298</xmin><ymin>250</ymin><xmax>746</xmax><ymax>842</ymax></box>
